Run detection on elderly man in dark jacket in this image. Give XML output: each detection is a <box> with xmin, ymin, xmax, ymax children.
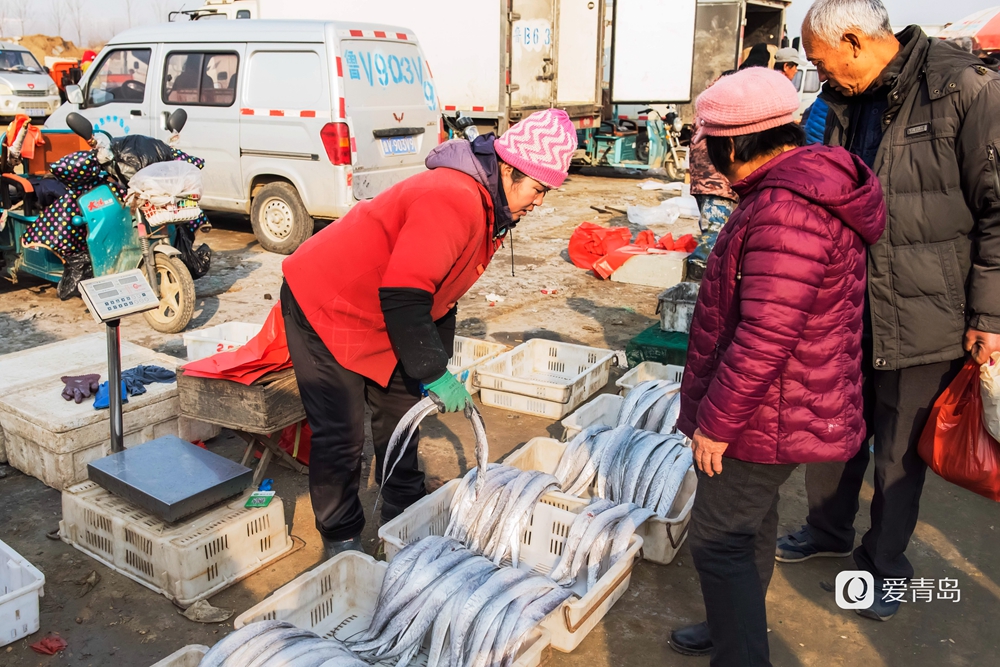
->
<box><xmin>775</xmin><ymin>0</ymin><xmax>1000</xmax><ymax>623</ymax></box>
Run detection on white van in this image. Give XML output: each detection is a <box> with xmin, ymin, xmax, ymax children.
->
<box><xmin>0</xmin><ymin>42</ymin><xmax>61</xmax><ymax>121</ymax></box>
<box><xmin>792</xmin><ymin>64</ymin><xmax>821</xmax><ymax>122</ymax></box>
<box><xmin>47</xmin><ymin>20</ymin><xmax>443</xmax><ymax>254</ymax></box>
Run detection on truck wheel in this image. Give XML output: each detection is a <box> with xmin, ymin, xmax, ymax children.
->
<box><xmin>142</xmin><ymin>254</ymin><xmax>195</xmax><ymax>334</ymax></box>
<box><xmin>251</xmin><ymin>182</ymin><xmax>314</xmax><ymax>255</ymax></box>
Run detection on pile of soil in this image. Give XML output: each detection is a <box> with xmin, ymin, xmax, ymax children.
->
<box><xmin>16</xmin><ymin>34</ymin><xmax>85</xmax><ymax>65</ymax></box>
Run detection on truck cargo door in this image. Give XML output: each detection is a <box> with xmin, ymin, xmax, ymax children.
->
<box><xmin>509</xmin><ymin>0</ymin><xmax>556</xmax><ymax>114</ymax></box>
<box><xmin>556</xmin><ymin>0</ymin><xmax>603</xmax><ymax>110</ymax></box>
<box><xmin>611</xmin><ymin>0</ymin><xmax>697</xmax><ymax>103</ymax></box>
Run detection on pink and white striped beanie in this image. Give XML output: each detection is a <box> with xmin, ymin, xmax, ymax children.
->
<box><xmin>494</xmin><ymin>109</ymin><xmax>577</xmax><ymax>189</ymax></box>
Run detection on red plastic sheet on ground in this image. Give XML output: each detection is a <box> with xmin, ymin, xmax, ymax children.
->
<box><xmin>656</xmin><ymin>233</ymin><xmax>697</xmax><ymax>252</ymax></box>
<box><xmin>30</xmin><ymin>635</ymin><xmax>68</xmax><ymax>655</ymax></box>
<box><xmin>918</xmin><ymin>359</ymin><xmax>1000</xmax><ymax>501</ymax></box>
<box><xmin>568</xmin><ymin>222</ymin><xmax>631</xmax><ymax>269</ymax></box>
<box><xmin>181</xmin><ymin>303</ymin><xmax>292</xmax><ymax>385</ymax></box>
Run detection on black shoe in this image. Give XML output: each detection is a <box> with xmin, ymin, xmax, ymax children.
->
<box><xmin>321</xmin><ymin>535</ymin><xmax>363</xmax><ymax>560</ymax></box>
<box><xmin>670</xmin><ymin>621</ymin><xmax>712</xmax><ymax>656</ymax></box>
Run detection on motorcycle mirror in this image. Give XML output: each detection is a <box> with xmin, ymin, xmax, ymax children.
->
<box><xmin>66</xmin><ymin>112</ymin><xmax>93</xmax><ymax>141</ymax></box>
<box><xmin>167</xmin><ymin>108</ymin><xmax>188</xmax><ymax>133</ymax></box>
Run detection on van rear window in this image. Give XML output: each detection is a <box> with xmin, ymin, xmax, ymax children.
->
<box><xmin>341</xmin><ymin>40</ymin><xmax>436</xmax><ymax>111</ymax></box>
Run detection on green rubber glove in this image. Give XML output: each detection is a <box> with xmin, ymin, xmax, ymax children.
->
<box><xmin>424</xmin><ymin>372</ymin><xmax>473</xmax><ymax>413</ymax></box>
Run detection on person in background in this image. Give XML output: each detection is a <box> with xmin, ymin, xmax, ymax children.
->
<box><xmin>280</xmin><ymin>110</ymin><xmax>576</xmax><ymax>559</ymax></box>
<box><xmin>774</xmin><ymin>46</ymin><xmax>806</xmax><ymax>81</ymax></box>
<box><xmin>740</xmin><ymin>43</ymin><xmax>772</xmax><ymax>69</ymax></box>
<box><xmin>81</xmin><ymin>50</ymin><xmax>96</xmax><ymax>73</ymax></box>
<box><xmin>687</xmin><ymin>70</ymin><xmax>739</xmax><ymax>280</ymax></box>
<box><xmin>669</xmin><ymin>67</ymin><xmax>886</xmax><ymax>665</ymax></box>
<box><xmin>776</xmin><ymin>0</ymin><xmax>1000</xmax><ymax>622</ymax></box>
<box><xmin>800</xmin><ymin>97</ymin><xmax>830</xmax><ymax>144</ymax></box>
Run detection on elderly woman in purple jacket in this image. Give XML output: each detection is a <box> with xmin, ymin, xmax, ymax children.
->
<box><xmin>669</xmin><ymin>68</ymin><xmax>887</xmax><ymax>666</ymax></box>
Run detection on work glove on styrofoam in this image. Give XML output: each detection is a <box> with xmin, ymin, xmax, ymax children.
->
<box><xmin>60</xmin><ymin>374</ymin><xmax>101</xmax><ymax>404</ymax></box>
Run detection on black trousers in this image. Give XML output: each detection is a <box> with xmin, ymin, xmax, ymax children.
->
<box><xmin>803</xmin><ymin>358</ymin><xmax>964</xmax><ymax>579</ymax></box>
<box><xmin>689</xmin><ymin>458</ymin><xmax>797</xmax><ymax>667</ymax></box>
<box><xmin>280</xmin><ymin>281</ymin><xmax>454</xmax><ymax>541</ymax></box>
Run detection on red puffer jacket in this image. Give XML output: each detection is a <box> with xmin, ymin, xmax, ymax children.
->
<box><xmin>677</xmin><ymin>145</ymin><xmax>886</xmax><ymax>464</ymax></box>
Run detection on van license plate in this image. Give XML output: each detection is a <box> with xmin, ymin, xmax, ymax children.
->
<box><xmin>25</xmin><ymin>108</ymin><xmax>47</xmax><ymax>117</ymax></box>
<box><xmin>380</xmin><ymin>136</ymin><xmax>417</xmax><ymax>156</ymax></box>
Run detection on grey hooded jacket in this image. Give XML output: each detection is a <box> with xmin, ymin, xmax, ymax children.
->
<box><xmin>822</xmin><ymin>27</ymin><xmax>1000</xmax><ymax>370</ymax></box>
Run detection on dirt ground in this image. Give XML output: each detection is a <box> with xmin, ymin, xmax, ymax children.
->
<box><xmin>1</xmin><ymin>174</ymin><xmax>998</xmax><ymax>667</ymax></box>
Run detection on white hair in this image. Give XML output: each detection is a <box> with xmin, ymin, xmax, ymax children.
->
<box><xmin>804</xmin><ymin>0</ymin><xmax>894</xmax><ymax>45</ymax></box>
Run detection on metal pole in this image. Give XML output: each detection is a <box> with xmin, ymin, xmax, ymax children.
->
<box><xmin>106</xmin><ymin>319</ymin><xmax>124</xmax><ymax>453</ymax></box>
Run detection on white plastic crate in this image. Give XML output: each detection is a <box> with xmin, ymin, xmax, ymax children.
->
<box><xmin>149</xmin><ymin>645</ymin><xmax>208</xmax><ymax>667</ymax></box>
<box><xmin>0</xmin><ymin>538</ymin><xmax>45</xmax><ymax>648</ymax></box>
<box><xmin>616</xmin><ymin>361</ymin><xmax>685</xmax><ymax>396</ymax></box>
<box><xmin>378</xmin><ymin>479</ymin><xmax>643</xmax><ymax>653</ymax></box>
<box><xmin>560</xmin><ymin>394</ymin><xmax>624</xmax><ymax>441</ymax></box>
<box><xmin>448</xmin><ymin>336</ymin><xmax>508</xmax><ymax>394</ymax></box>
<box><xmin>59</xmin><ymin>481</ymin><xmax>292</xmax><ymax>607</ymax></box>
<box><xmin>475</xmin><ymin>340</ymin><xmax>616</xmax><ymax>419</ymax></box>
<box><xmin>183</xmin><ymin>322</ymin><xmax>264</xmax><ymax>361</ymax></box>
<box><xmin>504</xmin><ymin>438</ymin><xmax>696</xmax><ymax>566</ymax></box>
<box><xmin>233</xmin><ymin>551</ymin><xmax>553</xmax><ymax>667</ymax></box>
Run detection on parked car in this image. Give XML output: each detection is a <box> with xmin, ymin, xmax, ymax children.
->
<box><xmin>792</xmin><ymin>64</ymin><xmax>821</xmax><ymax>122</ymax></box>
<box><xmin>0</xmin><ymin>42</ymin><xmax>62</xmax><ymax>122</ymax></box>
<box><xmin>46</xmin><ymin>20</ymin><xmax>443</xmax><ymax>254</ymax></box>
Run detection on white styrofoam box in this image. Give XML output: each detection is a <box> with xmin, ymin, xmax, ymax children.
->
<box><xmin>378</xmin><ymin>479</ymin><xmax>642</xmax><ymax>653</ymax></box>
<box><xmin>0</xmin><ymin>538</ymin><xmax>45</xmax><ymax>648</ymax></box>
<box><xmin>504</xmin><ymin>438</ymin><xmax>696</xmax><ymax>566</ymax></box>
<box><xmin>183</xmin><ymin>322</ymin><xmax>263</xmax><ymax>362</ymax></box>
<box><xmin>0</xmin><ymin>334</ymin><xmax>220</xmax><ymax>490</ymax></box>
<box><xmin>234</xmin><ymin>551</ymin><xmax>553</xmax><ymax>667</ymax></box>
<box><xmin>609</xmin><ymin>252</ymin><xmax>689</xmax><ymax>289</ymax></box>
<box><xmin>657</xmin><ymin>282</ymin><xmax>700</xmax><ymax>333</ymax></box>
<box><xmin>616</xmin><ymin>361</ymin><xmax>685</xmax><ymax>397</ymax></box>
<box><xmin>448</xmin><ymin>336</ymin><xmax>508</xmax><ymax>394</ymax></box>
<box><xmin>149</xmin><ymin>645</ymin><xmax>208</xmax><ymax>667</ymax></box>
<box><xmin>475</xmin><ymin>340</ymin><xmax>615</xmax><ymax>419</ymax></box>
<box><xmin>59</xmin><ymin>481</ymin><xmax>292</xmax><ymax>607</ymax></box>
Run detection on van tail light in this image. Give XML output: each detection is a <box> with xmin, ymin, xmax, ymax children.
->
<box><xmin>321</xmin><ymin>123</ymin><xmax>352</xmax><ymax>165</ymax></box>
<box><xmin>439</xmin><ymin>116</ymin><xmax>448</xmax><ymax>144</ymax></box>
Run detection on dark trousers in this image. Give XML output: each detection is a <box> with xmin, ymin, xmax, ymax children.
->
<box><xmin>689</xmin><ymin>458</ymin><xmax>797</xmax><ymax>667</ymax></box>
<box><xmin>280</xmin><ymin>281</ymin><xmax>453</xmax><ymax>540</ymax></box>
<box><xmin>803</xmin><ymin>358</ymin><xmax>964</xmax><ymax>579</ymax></box>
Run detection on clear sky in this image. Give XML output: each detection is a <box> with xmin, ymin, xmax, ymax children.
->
<box><xmin>5</xmin><ymin>0</ymin><xmax>997</xmax><ymax>47</ymax></box>
<box><xmin>785</xmin><ymin>0</ymin><xmax>995</xmax><ymax>40</ymax></box>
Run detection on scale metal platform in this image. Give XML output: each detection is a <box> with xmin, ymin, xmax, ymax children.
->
<box><xmin>79</xmin><ymin>270</ymin><xmax>252</xmax><ymax>522</ymax></box>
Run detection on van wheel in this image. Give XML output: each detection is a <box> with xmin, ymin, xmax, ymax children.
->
<box><xmin>251</xmin><ymin>182</ymin><xmax>314</xmax><ymax>255</ymax></box>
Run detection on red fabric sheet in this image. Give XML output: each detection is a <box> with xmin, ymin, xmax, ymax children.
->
<box><xmin>181</xmin><ymin>303</ymin><xmax>292</xmax><ymax>385</ymax></box>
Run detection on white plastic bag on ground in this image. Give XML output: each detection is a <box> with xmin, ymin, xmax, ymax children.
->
<box><xmin>627</xmin><ymin>196</ymin><xmax>700</xmax><ymax>225</ymax></box>
<box><xmin>980</xmin><ymin>352</ymin><xmax>1000</xmax><ymax>442</ymax></box>
<box><xmin>128</xmin><ymin>161</ymin><xmax>203</xmax><ymax>207</ymax></box>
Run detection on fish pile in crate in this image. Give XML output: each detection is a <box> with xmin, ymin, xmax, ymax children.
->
<box><xmin>198</xmin><ymin>620</ymin><xmax>366</xmax><ymax>666</ymax></box>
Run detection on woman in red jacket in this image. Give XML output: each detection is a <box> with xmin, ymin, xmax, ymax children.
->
<box><xmin>280</xmin><ymin>110</ymin><xmax>576</xmax><ymax>558</ymax></box>
<box><xmin>668</xmin><ymin>68</ymin><xmax>886</xmax><ymax>665</ymax></box>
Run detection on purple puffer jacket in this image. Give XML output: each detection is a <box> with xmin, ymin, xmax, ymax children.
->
<box><xmin>677</xmin><ymin>145</ymin><xmax>886</xmax><ymax>464</ymax></box>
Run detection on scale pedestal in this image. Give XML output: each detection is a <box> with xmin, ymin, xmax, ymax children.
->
<box><xmin>78</xmin><ymin>269</ymin><xmax>252</xmax><ymax>521</ymax></box>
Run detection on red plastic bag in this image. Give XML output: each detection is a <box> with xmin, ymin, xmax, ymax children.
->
<box><xmin>918</xmin><ymin>359</ymin><xmax>1000</xmax><ymax>501</ymax></box>
<box><xmin>657</xmin><ymin>233</ymin><xmax>698</xmax><ymax>252</ymax></box>
<box><xmin>568</xmin><ymin>222</ymin><xmax>631</xmax><ymax>269</ymax></box>
<box><xmin>30</xmin><ymin>635</ymin><xmax>68</xmax><ymax>655</ymax></box>
<box><xmin>278</xmin><ymin>419</ymin><xmax>311</xmax><ymax>465</ymax></box>
<box><xmin>182</xmin><ymin>303</ymin><xmax>292</xmax><ymax>385</ymax></box>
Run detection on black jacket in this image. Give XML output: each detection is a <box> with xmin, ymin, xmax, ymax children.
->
<box><xmin>823</xmin><ymin>27</ymin><xmax>1000</xmax><ymax>370</ymax></box>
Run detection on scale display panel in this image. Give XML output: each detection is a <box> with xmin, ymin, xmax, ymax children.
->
<box><xmin>79</xmin><ymin>269</ymin><xmax>160</xmax><ymax>323</ymax></box>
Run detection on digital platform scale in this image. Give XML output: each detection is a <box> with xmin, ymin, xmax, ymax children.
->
<box><xmin>79</xmin><ymin>270</ymin><xmax>251</xmax><ymax>522</ymax></box>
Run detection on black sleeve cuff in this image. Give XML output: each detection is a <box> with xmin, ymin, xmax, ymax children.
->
<box><xmin>380</xmin><ymin>287</ymin><xmax>451</xmax><ymax>383</ymax></box>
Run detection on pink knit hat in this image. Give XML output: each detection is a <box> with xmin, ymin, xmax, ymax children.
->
<box><xmin>693</xmin><ymin>67</ymin><xmax>801</xmax><ymax>142</ymax></box>
<box><xmin>494</xmin><ymin>109</ymin><xmax>577</xmax><ymax>189</ymax></box>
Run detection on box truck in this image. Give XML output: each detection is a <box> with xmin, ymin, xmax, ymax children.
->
<box><xmin>184</xmin><ymin>0</ymin><xmax>606</xmax><ymax>133</ymax></box>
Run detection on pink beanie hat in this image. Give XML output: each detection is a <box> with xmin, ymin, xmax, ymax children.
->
<box><xmin>494</xmin><ymin>109</ymin><xmax>577</xmax><ymax>189</ymax></box>
<box><xmin>694</xmin><ymin>67</ymin><xmax>800</xmax><ymax>142</ymax></box>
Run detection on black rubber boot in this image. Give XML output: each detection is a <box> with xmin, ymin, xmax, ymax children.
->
<box><xmin>321</xmin><ymin>535</ymin><xmax>363</xmax><ymax>560</ymax></box>
<box><xmin>670</xmin><ymin>621</ymin><xmax>712</xmax><ymax>656</ymax></box>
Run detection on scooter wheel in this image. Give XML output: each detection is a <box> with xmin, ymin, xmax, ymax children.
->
<box><xmin>142</xmin><ymin>254</ymin><xmax>195</xmax><ymax>334</ymax></box>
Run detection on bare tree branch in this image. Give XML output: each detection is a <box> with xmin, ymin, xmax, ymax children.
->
<box><xmin>51</xmin><ymin>0</ymin><xmax>68</xmax><ymax>38</ymax></box>
<box><xmin>8</xmin><ymin>0</ymin><xmax>30</xmax><ymax>36</ymax></box>
<box><xmin>66</xmin><ymin>0</ymin><xmax>86</xmax><ymax>46</ymax></box>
